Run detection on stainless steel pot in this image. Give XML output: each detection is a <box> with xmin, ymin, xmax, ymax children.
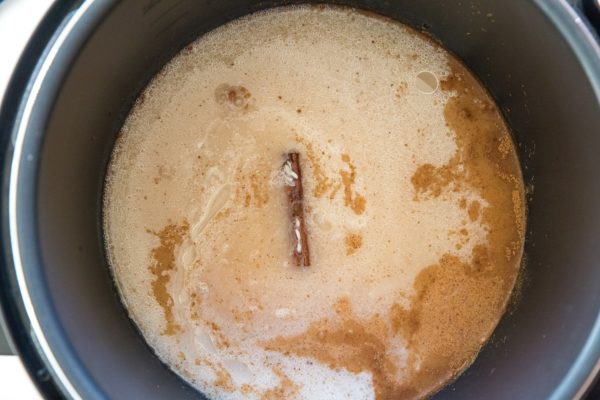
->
<box><xmin>1</xmin><ymin>0</ymin><xmax>600</xmax><ymax>399</ymax></box>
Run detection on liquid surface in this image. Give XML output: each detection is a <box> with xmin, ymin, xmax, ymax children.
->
<box><xmin>104</xmin><ymin>6</ymin><xmax>525</xmax><ymax>400</ymax></box>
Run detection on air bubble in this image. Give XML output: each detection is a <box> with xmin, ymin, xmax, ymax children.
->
<box><xmin>416</xmin><ymin>71</ymin><xmax>439</xmax><ymax>94</ymax></box>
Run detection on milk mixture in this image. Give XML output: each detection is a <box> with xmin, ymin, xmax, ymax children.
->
<box><xmin>104</xmin><ymin>6</ymin><xmax>525</xmax><ymax>399</ymax></box>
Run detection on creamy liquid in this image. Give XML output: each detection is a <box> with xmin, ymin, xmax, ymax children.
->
<box><xmin>104</xmin><ymin>6</ymin><xmax>525</xmax><ymax>400</ymax></box>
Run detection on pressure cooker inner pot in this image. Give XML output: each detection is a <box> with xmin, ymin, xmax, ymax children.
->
<box><xmin>25</xmin><ymin>0</ymin><xmax>600</xmax><ymax>398</ymax></box>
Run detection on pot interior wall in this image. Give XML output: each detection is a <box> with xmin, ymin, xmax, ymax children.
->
<box><xmin>26</xmin><ymin>0</ymin><xmax>600</xmax><ymax>398</ymax></box>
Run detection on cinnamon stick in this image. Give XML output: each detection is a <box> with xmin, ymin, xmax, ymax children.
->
<box><xmin>283</xmin><ymin>153</ymin><xmax>310</xmax><ymax>267</ymax></box>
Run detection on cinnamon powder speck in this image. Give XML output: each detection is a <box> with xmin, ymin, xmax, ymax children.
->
<box><xmin>340</xmin><ymin>153</ymin><xmax>366</xmax><ymax>215</ymax></box>
<box><xmin>345</xmin><ymin>233</ymin><xmax>363</xmax><ymax>255</ymax></box>
<box><xmin>147</xmin><ymin>222</ymin><xmax>189</xmax><ymax>335</ymax></box>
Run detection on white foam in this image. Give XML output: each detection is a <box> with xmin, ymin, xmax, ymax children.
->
<box><xmin>275</xmin><ymin>354</ymin><xmax>376</xmax><ymax>400</ymax></box>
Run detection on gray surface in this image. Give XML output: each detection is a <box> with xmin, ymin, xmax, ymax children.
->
<box><xmin>0</xmin><ymin>325</ymin><xmax>12</xmax><ymax>355</ymax></box>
